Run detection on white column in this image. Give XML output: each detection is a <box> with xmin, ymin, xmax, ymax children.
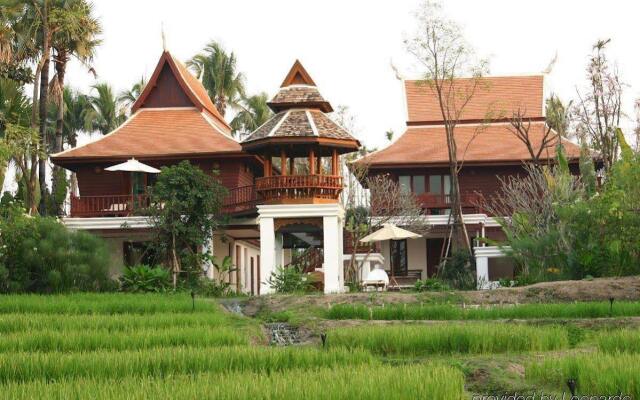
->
<box><xmin>475</xmin><ymin>254</ymin><xmax>489</xmax><ymax>289</ymax></box>
<box><xmin>323</xmin><ymin>215</ymin><xmax>343</xmax><ymax>293</ymax></box>
<box><xmin>275</xmin><ymin>234</ymin><xmax>284</xmax><ymax>268</ymax></box>
<box><xmin>259</xmin><ymin>217</ymin><xmax>275</xmax><ymax>294</ymax></box>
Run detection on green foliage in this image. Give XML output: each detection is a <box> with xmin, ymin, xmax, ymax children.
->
<box><xmin>328</xmin><ymin>324</ymin><xmax>569</xmax><ymax>356</ymax></box>
<box><xmin>147</xmin><ymin>161</ymin><xmax>228</xmax><ymax>284</ymax></box>
<box><xmin>0</xmin><ymin>206</ymin><xmax>113</xmax><ymax>293</ymax></box>
<box><xmin>527</xmin><ymin>353</ymin><xmax>640</xmax><ymax>398</ymax></box>
<box><xmin>119</xmin><ymin>265</ymin><xmax>171</xmax><ymax>293</ymax></box>
<box><xmin>438</xmin><ymin>250</ymin><xmax>476</xmax><ymax>290</ymax></box>
<box><xmin>414</xmin><ymin>278</ymin><xmax>450</xmax><ymax>292</ymax></box>
<box><xmin>0</xmin><ymin>364</ymin><xmax>464</xmax><ymax>400</ymax></box>
<box><xmin>267</xmin><ymin>265</ymin><xmax>316</xmax><ymax>294</ymax></box>
<box><xmin>327</xmin><ymin>301</ymin><xmax>640</xmax><ymax>321</ymax></box>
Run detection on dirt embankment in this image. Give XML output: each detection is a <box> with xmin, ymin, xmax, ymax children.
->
<box><xmin>243</xmin><ymin>276</ymin><xmax>640</xmax><ymax>316</ymax></box>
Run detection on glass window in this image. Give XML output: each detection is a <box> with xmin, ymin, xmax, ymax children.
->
<box><xmin>429</xmin><ymin>175</ymin><xmax>442</xmax><ymax>194</ymax></box>
<box><xmin>398</xmin><ymin>176</ymin><xmax>411</xmax><ymax>193</ymax></box>
<box><xmin>412</xmin><ymin>176</ymin><xmax>425</xmax><ymax>194</ymax></box>
<box><xmin>443</xmin><ymin>175</ymin><xmax>451</xmax><ymax>195</ymax></box>
<box><xmin>390</xmin><ymin>239</ymin><xmax>408</xmax><ymax>276</ymax></box>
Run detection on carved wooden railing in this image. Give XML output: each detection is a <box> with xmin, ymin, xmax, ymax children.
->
<box><xmin>417</xmin><ymin>192</ymin><xmax>485</xmax><ymax>214</ymax></box>
<box><xmin>255</xmin><ymin>175</ymin><xmax>343</xmax><ymax>202</ymax></box>
<box><xmin>69</xmin><ymin>194</ymin><xmax>150</xmax><ymax>217</ymax></box>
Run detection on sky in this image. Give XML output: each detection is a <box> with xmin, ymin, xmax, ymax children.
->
<box><xmin>4</xmin><ymin>0</ymin><xmax>640</xmax><ymax>191</ymax></box>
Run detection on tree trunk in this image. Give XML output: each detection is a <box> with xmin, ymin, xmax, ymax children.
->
<box><xmin>27</xmin><ymin>59</ymin><xmax>43</xmax><ymax>215</ymax></box>
<box><xmin>37</xmin><ymin>2</ymin><xmax>50</xmax><ymax>216</ymax></box>
<box><xmin>171</xmin><ymin>232</ymin><xmax>179</xmax><ymax>289</ymax></box>
<box><xmin>445</xmin><ymin>123</ymin><xmax>471</xmax><ymax>254</ymax></box>
<box><xmin>51</xmin><ymin>55</ymin><xmax>67</xmax><ymax>215</ymax></box>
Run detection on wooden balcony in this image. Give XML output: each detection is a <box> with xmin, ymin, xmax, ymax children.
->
<box><xmin>69</xmin><ymin>186</ymin><xmax>259</xmax><ymax>218</ymax></box>
<box><xmin>255</xmin><ymin>174</ymin><xmax>343</xmax><ymax>203</ymax></box>
<box><xmin>417</xmin><ymin>192</ymin><xmax>484</xmax><ymax>214</ymax></box>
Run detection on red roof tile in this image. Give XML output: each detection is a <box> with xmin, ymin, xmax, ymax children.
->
<box><xmin>405</xmin><ymin>76</ymin><xmax>544</xmax><ymax>123</ymax></box>
<box><xmin>52</xmin><ymin>109</ymin><xmax>241</xmax><ymax>163</ymax></box>
<box><xmin>359</xmin><ymin>122</ymin><xmax>581</xmax><ymax>167</ymax></box>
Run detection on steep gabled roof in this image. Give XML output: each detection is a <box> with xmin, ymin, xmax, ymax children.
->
<box><xmin>51</xmin><ymin>108</ymin><xmax>242</xmax><ymax>165</ymax></box>
<box><xmin>131</xmin><ymin>50</ymin><xmax>230</xmax><ymax>130</ymax></box>
<box><xmin>267</xmin><ymin>60</ymin><xmax>333</xmax><ymax>113</ymax></box>
<box><xmin>405</xmin><ymin>76</ymin><xmax>544</xmax><ymax>124</ymax></box>
<box><xmin>358</xmin><ymin>122</ymin><xmax>581</xmax><ymax>167</ymax></box>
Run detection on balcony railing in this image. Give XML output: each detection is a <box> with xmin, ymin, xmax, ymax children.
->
<box><xmin>69</xmin><ymin>186</ymin><xmax>260</xmax><ymax>218</ymax></box>
<box><xmin>69</xmin><ymin>194</ymin><xmax>150</xmax><ymax>217</ymax></box>
<box><xmin>255</xmin><ymin>175</ymin><xmax>343</xmax><ymax>202</ymax></box>
<box><xmin>417</xmin><ymin>192</ymin><xmax>484</xmax><ymax>214</ymax></box>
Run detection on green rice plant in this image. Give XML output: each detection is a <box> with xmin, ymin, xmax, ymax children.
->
<box><xmin>526</xmin><ymin>353</ymin><xmax>640</xmax><ymax>398</ymax></box>
<box><xmin>0</xmin><ymin>326</ymin><xmax>247</xmax><ymax>353</ymax></box>
<box><xmin>327</xmin><ymin>324</ymin><xmax>569</xmax><ymax>356</ymax></box>
<box><xmin>0</xmin><ymin>364</ymin><xmax>465</xmax><ymax>400</ymax></box>
<box><xmin>327</xmin><ymin>301</ymin><xmax>640</xmax><ymax>321</ymax></box>
<box><xmin>0</xmin><ymin>293</ymin><xmax>217</xmax><ymax>314</ymax></box>
<box><xmin>597</xmin><ymin>329</ymin><xmax>640</xmax><ymax>353</ymax></box>
<box><xmin>0</xmin><ymin>347</ymin><xmax>373</xmax><ymax>383</ymax></box>
<box><xmin>0</xmin><ymin>312</ymin><xmax>231</xmax><ymax>334</ymax></box>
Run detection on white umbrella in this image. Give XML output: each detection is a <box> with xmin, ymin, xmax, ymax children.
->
<box><xmin>105</xmin><ymin>158</ymin><xmax>161</xmax><ymax>174</ymax></box>
<box><xmin>360</xmin><ymin>223</ymin><xmax>421</xmax><ymax>243</ymax></box>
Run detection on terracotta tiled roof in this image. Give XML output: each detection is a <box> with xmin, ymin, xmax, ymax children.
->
<box><xmin>405</xmin><ymin>76</ymin><xmax>544</xmax><ymax>123</ymax></box>
<box><xmin>52</xmin><ymin>108</ymin><xmax>241</xmax><ymax>163</ymax></box>
<box><xmin>268</xmin><ymin>86</ymin><xmax>332</xmax><ymax>112</ymax></box>
<box><xmin>359</xmin><ymin>122</ymin><xmax>581</xmax><ymax>167</ymax></box>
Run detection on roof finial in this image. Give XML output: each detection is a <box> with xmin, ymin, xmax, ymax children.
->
<box><xmin>161</xmin><ymin>22</ymin><xmax>167</xmax><ymax>51</ymax></box>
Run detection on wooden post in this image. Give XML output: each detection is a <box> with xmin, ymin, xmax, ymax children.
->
<box><xmin>289</xmin><ymin>156</ymin><xmax>295</xmax><ymax>176</ymax></box>
<box><xmin>309</xmin><ymin>149</ymin><xmax>316</xmax><ymax>175</ymax></box>
<box><xmin>331</xmin><ymin>149</ymin><xmax>338</xmax><ymax>175</ymax></box>
<box><xmin>280</xmin><ymin>149</ymin><xmax>287</xmax><ymax>176</ymax></box>
<box><xmin>264</xmin><ymin>157</ymin><xmax>271</xmax><ymax>177</ymax></box>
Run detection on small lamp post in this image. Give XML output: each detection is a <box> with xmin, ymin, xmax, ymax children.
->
<box><xmin>609</xmin><ymin>297</ymin><xmax>615</xmax><ymax>317</ymax></box>
<box><xmin>191</xmin><ymin>290</ymin><xmax>196</xmax><ymax>312</ymax></box>
<box><xmin>320</xmin><ymin>332</ymin><xmax>327</xmax><ymax>348</ymax></box>
<box><xmin>567</xmin><ymin>378</ymin><xmax>577</xmax><ymax>396</ymax></box>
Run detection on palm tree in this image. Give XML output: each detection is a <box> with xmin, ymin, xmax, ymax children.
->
<box><xmin>0</xmin><ymin>77</ymin><xmax>31</xmax><ymax>190</ymax></box>
<box><xmin>49</xmin><ymin>0</ymin><xmax>101</xmax><ymax>214</ymax></box>
<box><xmin>83</xmin><ymin>83</ymin><xmax>125</xmax><ymax>135</ymax></box>
<box><xmin>117</xmin><ymin>76</ymin><xmax>146</xmax><ymax>115</ymax></box>
<box><xmin>230</xmin><ymin>92</ymin><xmax>272</xmax><ymax>137</ymax></box>
<box><xmin>187</xmin><ymin>41</ymin><xmax>245</xmax><ymax>117</ymax></box>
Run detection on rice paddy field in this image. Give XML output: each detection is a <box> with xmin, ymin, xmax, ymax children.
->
<box><xmin>1</xmin><ymin>293</ymin><xmax>640</xmax><ymax>399</ymax></box>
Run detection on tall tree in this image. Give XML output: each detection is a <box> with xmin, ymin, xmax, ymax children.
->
<box><xmin>117</xmin><ymin>76</ymin><xmax>146</xmax><ymax>115</ymax></box>
<box><xmin>36</xmin><ymin>0</ymin><xmax>50</xmax><ymax>215</ymax></box>
<box><xmin>187</xmin><ymin>41</ymin><xmax>245</xmax><ymax>117</ymax></box>
<box><xmin>0</xmin><ymin>77</ymin><xmax>31</xmax><ymax>190</ymax></box>
<box><xmin>405</xmin><ymin>0</ymin><xmax>488</xmax><ymax>254</ymax></box>
<box><xmin>573</xmin><ymin>39</ymin><xmax>623</xmax><ymax>173</ymax></box>
<box><xmin>83</xmin><ymin>82</ymin><xmax>125</xmax><ymax>135</ymax></box>
<box><xmin>49</xmin><ymin>0</ymin><xmax>101</xmax><ymax>214</ymax></box>
<box><xmin>230</xmin><ymin>92</ymin><xmax>272</xmax><ymax>137</ymax></box>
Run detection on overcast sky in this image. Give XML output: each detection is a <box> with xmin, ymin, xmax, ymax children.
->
<box><xmin>4</xmin><ymin>0</ymin><xmax>640</xmax><ymax>191</ymax></box>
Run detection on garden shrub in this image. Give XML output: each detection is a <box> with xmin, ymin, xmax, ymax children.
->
<box><xmin>267</xmin><ymin>265</ymin><xmax>316</xmax><ymax>294</ymax></box>
<box><xmin>0</xmin><ymin>202</ymin><xmax>113</xmax><ymax>293</ymax></box>
<box><xmin>119</xmin><ymin>265</ymin><xmax>171</xmax><ymax>293</ymax></box>
<box><xmin>438</xmin><ymin>250</ymin><xmax>476</xmax><ymax>290</ymax></box>
<box><xmin>414</xmin><ymin>278</ymin><xmax>450</xmax><ymax>292</ymax></box>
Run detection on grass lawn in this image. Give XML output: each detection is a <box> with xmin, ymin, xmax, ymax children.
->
<box><xmin>1</xmin><ymin>292</ymin><xmax>639</xmax><ymax>399</ymax></box>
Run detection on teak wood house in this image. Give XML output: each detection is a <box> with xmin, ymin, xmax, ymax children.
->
<box><xmin>52</xmin><ymin>48</ymin><xmax>583</xmax><ymax>293</ymax></box>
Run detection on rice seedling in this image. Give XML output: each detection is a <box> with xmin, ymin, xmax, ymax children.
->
<box><xmin>327</xmin><ymin>323</ymin><xmax>569</xmax><ymax>356</ymax></box>
<box><xmin>0</xmin><ymin>326</ymin><xmax>248</xmax><ymax>353</ymax></box>
<box><xmin>0</xmin><ymin>312</ymin><xmax>229</xmax><ymax>334</ymax></box>
<box><xmin>597</xmin><ymin>328</ymin><xmax>640</xmax><ymax>353</ymax></box>
<box><xmin>0</xmin><ymin>364</ymin><xmax>465</xmax><ymax>400</ymax></box>
<box><xmin>0</xmin><ymin>293</ymin><xmax>217</xmax><ymax>314</ymax></box>
<box><xmin>327</xmin><ymin>301</ymin><xmax>640</xmax><ymax>321</ymax></box>
<box><xmin>0</xmin><ymin>346</ymin><xmax>374</xmax><ymax>383</ymax></box>
<box><xmin>526</xmin><ymin>353</ymin><xmax>640</xmax><ymax>398</ymax></box>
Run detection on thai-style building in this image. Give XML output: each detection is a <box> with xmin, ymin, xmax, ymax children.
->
<box><xmin>51</xmin><ymin>47</ymin><xmax>583</xmax><ymax>292</ymax></box>
<box><xmin>356</xmin><ymin>76</ymin><xmax>582</xmax><ymax>287</ymax></box>
<box><xmin>51</xmin><ymin>51</ymin><xmax>359</xmax><ymax>294</ymax></box>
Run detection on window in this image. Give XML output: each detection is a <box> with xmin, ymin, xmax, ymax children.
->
<box><xmin>390</xmin><ymin>239</ymin><xmax>408</xmax><ymax>276</ymax></box>
<box><xmin>398</xmin><ymin>176</ymin><xmax>411</xmax><ymax>193</ymax></box>
<box><xmin>443</xmin><ymin>175</ymin><xmax>451</xmax><ymax>195</ymax></box>
<box><xmin>412</xmin><ymin>176</ymin><xmax>425</xmax><ymax>194</ymax></box>
<box><xmin>429</xmin><ymin>175</ymin><xmax>442</xmax><ymax>194</ymax></box>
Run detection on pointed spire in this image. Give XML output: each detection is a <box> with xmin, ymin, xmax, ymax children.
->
<box><xmin>280</xmin><ymin>60</ymin><xmax>316</xmax><ymax>87</ymax></box>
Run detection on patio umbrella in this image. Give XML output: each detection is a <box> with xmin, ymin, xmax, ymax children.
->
<box><xmin>105</xmin><ymin>158</ymin><xmax>161</xmax><ymax>173</ymax></box>
<box><xmin>360</xmin><ymin>223</ymin><xmax>421</xmax><ymax>243</ymax></box>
